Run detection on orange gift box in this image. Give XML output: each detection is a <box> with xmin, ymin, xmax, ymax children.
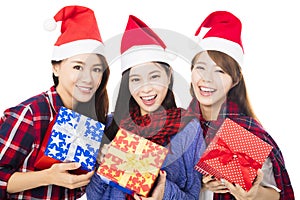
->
<box><xmin>194</xmin><ymin>118</ymin><xmax>273</xmax><ymax>191</ymax></box>
<box><xmin>97</xmin><ymin>128</ymin><xmax>168</xmax><ymax>197</ymax></box>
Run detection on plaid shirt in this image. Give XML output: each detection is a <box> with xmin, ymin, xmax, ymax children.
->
<box><xmin>0</xmin><ymin>86</ymin><xmax>84</xmax><ymax>200</ymax></box>
<box><xmin>187</xmin><ymin>98</ymin><xmax>295</xmax><ymax>200</ymax></box>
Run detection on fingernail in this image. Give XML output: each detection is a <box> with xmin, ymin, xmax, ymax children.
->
<box><xmin>161</xmin><ymin>170</ymin><xmax>165</xmax><ymax>174</ymax></box>
<box><xmin>220</xmin><ymin>178</ymin><xmax>225</xmax><ymax>185</ymax></box>
<box><xmin>211</xmin><ymin>176</ymin><xmax>215</xmax><ymax>179</ymax></box>
<box><xmin>139</xmin><ymin>196</ymin><xmax>142</xmax><ymax>200</ymax></box>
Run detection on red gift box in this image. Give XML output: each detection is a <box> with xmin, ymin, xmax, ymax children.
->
<box><xmin>194</xmin><ymin>118</ymin><xmax>273</xmax><ymax>191</ymax></box>
<box><xmin>97</xmin><ymin>128</ymin><xmax>169</xmax><ymax>197</ymax></box>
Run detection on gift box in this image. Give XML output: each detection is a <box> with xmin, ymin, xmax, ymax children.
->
<box><xmin>194</xmin><ymin>118</ymin><xmax>273</xmax><ymax>191</ymax></box>
<box><xmin>34</xmin><ymin>106</ymin><xmax>105</xmax><ymax>173</ymax></box>
<box><xmin>97</xmin><ymin>128</ymin><xmax>168</xmax><ymax>197</ymax></box>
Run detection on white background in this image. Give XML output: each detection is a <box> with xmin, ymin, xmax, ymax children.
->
<box><xmin>0</xmin><ymin>0</ymin><xmax>299</xmax><ymax>198</ymax></box>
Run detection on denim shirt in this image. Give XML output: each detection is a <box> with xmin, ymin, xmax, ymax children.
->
<box><xmin>86</xmin><ymin>118</ymin><xmax>206</xmax><ymax>200</ymax></box>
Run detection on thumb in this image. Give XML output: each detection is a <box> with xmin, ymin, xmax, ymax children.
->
<box><xmin>253</xmin><ymin>169</ymin><xmax>264</xmax><ymax>186</ymax></box>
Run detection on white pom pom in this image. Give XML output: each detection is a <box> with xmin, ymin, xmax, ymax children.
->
<box><xmin>43</xmin><ymin>18</ymin><xmax>57</xmax><ymax>31</ymax></box>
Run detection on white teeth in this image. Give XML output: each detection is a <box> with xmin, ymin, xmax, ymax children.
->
<box><xmin>141</xmin><ymin>95</ymin><xmax>156</xmax><ymax>101</ymax></box>
<box><xmin>78</xmin><ymin>86</ymin><xmax>92</xmax><ymax>91</ymax></box>
<box><xmin>200</xmin><ymin>87</ymin><xmax>215</xmax><ymax>92</ymax></box>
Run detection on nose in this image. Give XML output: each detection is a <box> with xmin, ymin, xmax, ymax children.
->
<box><xmin>140</xmin><ymin>82</ymin><xmax>153</xmax><ymax>93</ymax></box>
<box><xmin>201</xmin><ymin>70</ymin><xmax>213</xmax><ymax>83</ymax></box>
<box><xmin>80</xmin><ymin>68</ymin><xmax>92</xmax><ymax>83</ymax></box>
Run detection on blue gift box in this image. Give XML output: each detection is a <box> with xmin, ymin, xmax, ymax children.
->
<box><xmin>44</xmin><ymin>106</ymin><xmax>104</xmax><ymax>172</ymax></box>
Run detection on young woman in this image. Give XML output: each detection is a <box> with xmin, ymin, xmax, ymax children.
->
<box><xmin>0</xmin><ymin>6</ymin><xmax>110</xmax><ymax>199</ymax></box>
<box><xmin>188</xmin><ymin>11</ymin><xmax>294</xmax><ymax>200</ymax></box>
<box><xmin>86</xmin><ymin>15</ymin><xmax>206</xmax><ymax>200</ymax></box>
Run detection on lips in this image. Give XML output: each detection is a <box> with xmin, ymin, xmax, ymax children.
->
<box><xmin>140</xmin><ymin>95</ymin><xmax>157</xmax><ymax>106</ymax></box>
<box><xmin>199</xmin><ymin>86</ymin><xmax>216</xmax><ymax>96</ymax></box>
<box><xmin>76</xmin><ymin>85</ymin><xmax>93</xmax><ymax>93</ymax></box>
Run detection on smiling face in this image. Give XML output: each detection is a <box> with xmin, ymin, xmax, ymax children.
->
<box><xmin>53</xmin><ymin>53</ymin><xmax>104</xmax><ymax>109</ymax></box>
<box><xmin>191</xmin><ymin>51</ymin><xmax>234</xmax><ymax>115</ymax></box>
<box><xmin>129</xmin><ymin>62</ymin><xmax>171</xmax><ymax>116</ymax></box>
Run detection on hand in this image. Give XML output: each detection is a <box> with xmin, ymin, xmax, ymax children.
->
<box><xmin>97</xmin><ymin>144</ymin><xmax>109</xmax><ymax>163</ymax></box>
<box><xmin>202</xmin><ymin>175</ymin><xmax>229</xmax><ymax>193</ymax></box>
<box><xmin>46</xmin><ymin>162</ymin><xmax>94</xmax><ymax>189</ymax></box>
<box><xmin>133</xmin><ymin>170</ymin><xmax>167</xmax><ymax>200</ymax></box>
<box><xmin>223</xmin><ymin>169</ymin><xmax>264</xmax><ymax>200</ymax></box>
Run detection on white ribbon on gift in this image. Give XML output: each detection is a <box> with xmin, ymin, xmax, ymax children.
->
<box><xmin>52</xmin><ymin>114</ymin><xmax>100</xmax><ymax>163</ymax></box>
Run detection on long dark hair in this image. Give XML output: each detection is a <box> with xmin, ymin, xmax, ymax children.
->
<box><xmin>51</xmin><ymin>54</ymin><xmax>110</xmax><ymax>124</ymax></box>
<box><xmin>190</xmin><ymin>50</ymin><xmax>258</xmax><ymax>120</ymax></box>
<box><xmin>104</xmin><ymin>62</ymin><xmax>176</xmax><ymax>143</ymax></box>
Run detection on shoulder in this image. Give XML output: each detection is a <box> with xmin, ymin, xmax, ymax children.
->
<box><xmin>180</xmin><ymin>118</ymin><xmax>202</xmax><ymax>137</ymax></box>
<box><xmin>171</xmin><ymin>118</ymin><xmax>203</xmax><ymax>146</ymax></box>
<box><xmin>2</xmin><ymin>91</ymin><xmax>50</xmax><ymax>121</ymax></box>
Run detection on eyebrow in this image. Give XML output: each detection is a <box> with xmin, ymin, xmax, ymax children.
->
<box><xmin>194</xmin><ymin>61</ymin><xmax>207</xmax><ymax>65</ymax></box>
<box><xmin>70</xmin><ymin>60</ymin><xmax>104</xmax><ymax>67</ymax></box>
<box><xmin>129</xmin><ymin>70</ymin><xmax>161</xmax><ymax>77</ymax></box>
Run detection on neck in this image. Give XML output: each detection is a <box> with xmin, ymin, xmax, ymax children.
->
<box><xmin>56</xmin><ymin>86</ymin><xmax>77</xmax><ymax>109</ymax></box>
<box><xmin>199</xmin><ymin>100</ymin><xmax>226</xmax><ymax>121</ymax></box>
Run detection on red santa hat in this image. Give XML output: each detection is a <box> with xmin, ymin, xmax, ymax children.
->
<box><xmin>195</xmin><ymin>11</ymin><xmax>244</xmax><ymax>66</ymax></box>
<box><xmin>120</xmin><ymin>15</ymin><xmax>172</xmax><ymax>73</ymax></box>
<box><xmin>45</xmin><ymin>5</ymin><xmax>104</xmax><ymax>61</ymax></box>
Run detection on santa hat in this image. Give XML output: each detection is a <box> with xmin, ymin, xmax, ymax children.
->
<box><xmin>195</xmin><ymin>11</ymin><xmax>244</xmax><ymax>66</ymax></box>
<box><xmin>45</xmin><ymin>5</ymin><xmax>104</xmax><ymax>61</ymax></box>
<box><xmin>120</xmin><ymin>15</ymin><xmax>172</xmax><ymax>73</ymax></box>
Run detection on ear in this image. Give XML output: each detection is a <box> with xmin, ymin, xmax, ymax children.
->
<box><xmin>52</xmin><ymin>63</ymin><xmax>60</xmax><ymax>77</ymax></box>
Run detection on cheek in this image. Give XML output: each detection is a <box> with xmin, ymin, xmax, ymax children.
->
<box><xmin>157</xmin><ymin>85</ymin><xmax>168</xmax><ymax>98</ymax></box>
<box><xmin>94</xmin><ymin>74</ymin><xmax>103</xmax><ymax>86</ymax></box>
<box><xmin>191</xmin><ymin>71</ymin><xmax>200</xmax><ymax>85</ymax></box>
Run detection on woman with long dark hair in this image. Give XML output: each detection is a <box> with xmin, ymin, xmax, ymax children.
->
<box><xmin>86</xmin><ymin>15</ymin><xmax>205</xmax><ymax>200</ymax></box>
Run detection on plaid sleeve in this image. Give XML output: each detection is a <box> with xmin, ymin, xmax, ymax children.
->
<box><xmin>0</xmin><ymin>105</ymin><xmax>35</xmax><ymax>195</ymax></box>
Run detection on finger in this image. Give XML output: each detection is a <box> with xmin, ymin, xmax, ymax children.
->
<box><xmin>202</xmin><ymin>175</ymin><xmax>215</xmax><ymax>184</ymax></box>
<box><xmin>253</xmin><ymin>169</ymin><xmax>264</xmax><ymax>186</ymax></box>
<box><xmin>54</xmin><ymin>162</ymin><xmax>81</xmax><ymax>171</ymax></box>
<box><xmin>133</xmin><ymin>193</ymin><xmax>143</xmax><ymax>200</ymax></box>
<box><xmin>223</xmin><ymin>179</ymin><xmax>237</xmax><ymax>193</ymax></box>
<box><xmin>160</xmin><ymin>170</ymin><xmax>167</xmax><ymax>178</ymax></box>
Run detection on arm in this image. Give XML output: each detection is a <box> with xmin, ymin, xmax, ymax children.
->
<box><xmin>162</xmin><ymin>120</ymin><xmax>206</xmax><ymax>200</ymax></box>
<box><xmin>7</xmin><ymin>162</ymin><xmax>94</xmax><ymax>193</ymax></box>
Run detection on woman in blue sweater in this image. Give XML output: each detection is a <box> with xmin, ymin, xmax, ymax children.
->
<box><xmin>86</xmin><ymin>15</ymin><xmax>206</xmax><ymax>200</ymax></box>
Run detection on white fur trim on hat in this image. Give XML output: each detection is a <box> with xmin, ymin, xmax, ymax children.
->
<box><xmin>121</xmin><ymin>45</ymin><xmax>174</xmax><ymax>73</ymax></box>
<box><xmin>51</xmin><ymin>39</ymin><xmax>104</xmax><ymax>61</ymax></box>
<box><xmin>200</xmin><ymin>37</ymin><xmax>243</xmax><ymax>66</ymax></box>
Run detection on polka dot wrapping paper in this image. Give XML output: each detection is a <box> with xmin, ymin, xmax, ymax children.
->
<box><xmin>194</xmin><ymin>118</ymin><xmax>273</xmax><ymax>191</ymax></box>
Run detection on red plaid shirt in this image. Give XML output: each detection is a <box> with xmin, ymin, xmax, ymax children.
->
<box><xmin>0</xmin><ymin>86</ymin><xmax>84</xmax><ymax>200</ymax></box>
<box><xmin>187</xmin><ymin>98</ymin><xmax>295</xmax><ymax>200</ymax></box>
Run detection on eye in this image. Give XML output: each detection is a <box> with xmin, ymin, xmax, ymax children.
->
<box><xmin>194</xmin><ymin>65</ymin><xmax>205</xmax><ymax>70</ymax></box>
<box><xmin>73</xmin><ymin>65</ymin><xmax>83</xmax><ymax>71</ymax></box>
<box><xmin>93</xmin><ymin>67</ymin><xmax>103</xmax><ymax>73</ymax></box>
<box><xmin>151</xmin><ymin>74</ymin><xmax>160</xmax><ymax>80</ymax></box>
<box><xmin>130</xmin><ymin>77</ymin><xmax>140</xmax><ymax>83</ymax></box>
<box><xmin>215</xmin><ymin>68</ymin><xmax>225</xmax><ymax>74</ymax></box>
